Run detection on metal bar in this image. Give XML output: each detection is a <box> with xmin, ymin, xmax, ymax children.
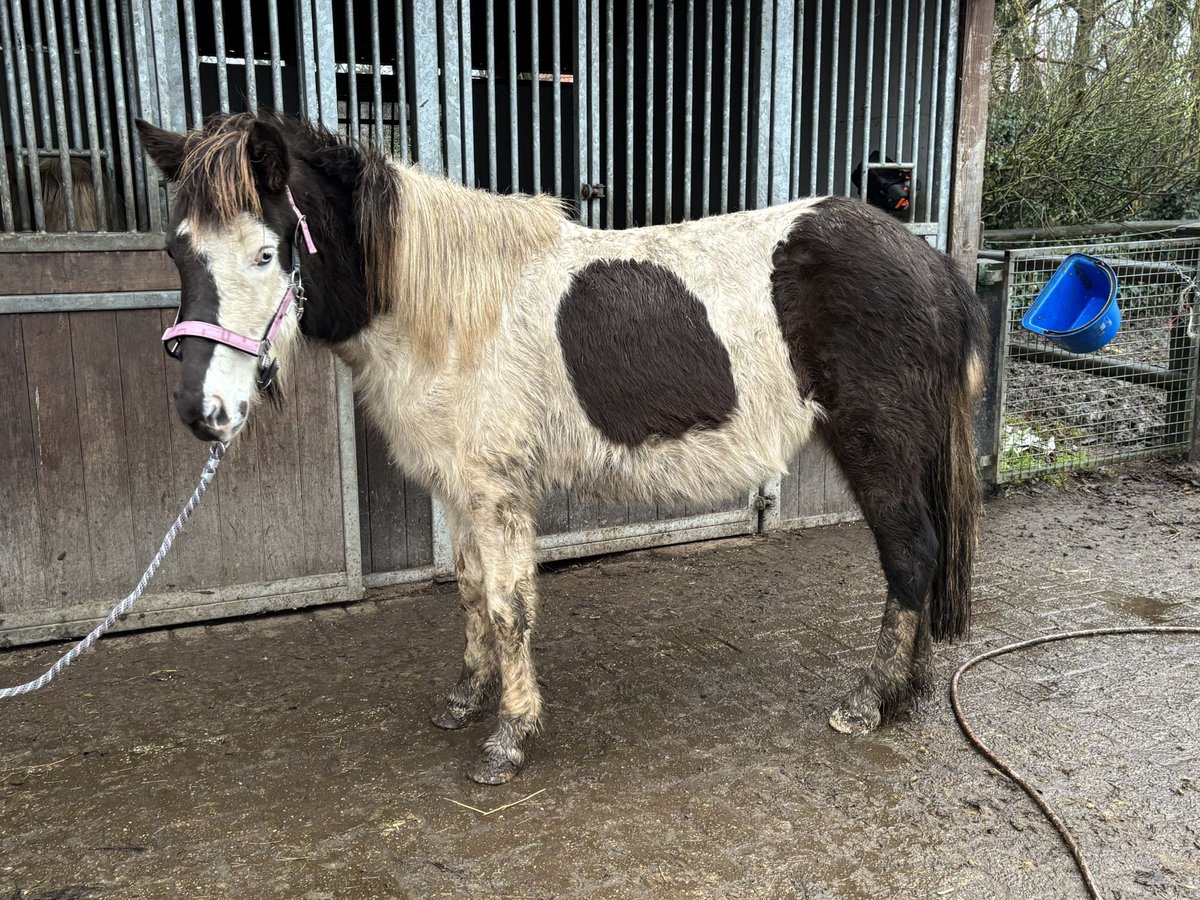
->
<box><xmin>880</xmin><ymin>0</ymin><xmax>892</xmax><ymax>163</ymax></box>
<box><xmin>212</xmin><ymin>0</ymin><xmax>229</xmax><ymax>111</ymax></box>
<box><xmin>1008</xmin><ymin>342</ymin><xmax>1182</xmax><ymax>389</ymax></box>
<box><xmin>529</xmin><ymin>0</ymin><xmax>540</xmax><ymax>190</ymax></box>
<box><xmin>182</xmin><ymin>0</ymin><xmax>201</xmax><ymax>124</ymax></box>
<box><xmin>74</xmin><ymin>0</ymin><xmax>107</xmax><ymax>229</ymax></box>
<box><xmin>295</xmin><ymin>0</ymin><xmax>319</xmax><ymax>117</ymax></box>
<box><xmin>770</xmin><ymin>2</ymin><xmax>795</xmax><ymax>206</ymax></box>
<box><xmin>1</xmin><ymin>0</ymin><xmax>31</xmax><ymax>229</ymax></box>
<box><xmin>605</xmin><ymin>0</ymin><xmax>613</xmax><ymax>227</ymax></box>
<box><xmin>151</xmin><ymin>0</ymin><xmax>186</xmax><ymax>132</ymax></box>
<box><xmin>410</xmin><ymin>0</ymin><xmax>442</xmax><ymax>173</ymax></box>
<box><xmin>314</xmin><ymin>0</ymin><xmax>337</xmax><ymax>128</ymax></box>
<box><xmin>0</xmin><ymin>229</ymin><xmax>168</xmax><ymax>250</ymax></box>
<box><xmin>808</xmin><ymin>0</ymin><xmax>822</xmax><ymax>195</ymax></box>
<box><xmin>58</xmin><ymin>0</ymin><xmax>83</xmax><ymax>147</ymax></box>
<box><xmin>625</xmin><ymin>0</ymin><xmax>633</xmax><ymax>226</ymax></box>
<box><xmin>912</xmin><ymin>0</ymin><xmax>927</xmax><ymax>211</ymax></box>
<box><xmin>574</xmin><ymin>0</ymin><xmax>587</xmax><ymax>222</ymax></box>
<box><xmin>701</xmin><ymin>0</ymin><xmax>712</xmax><ymax>214</ymax></box>
<box><xmin>937</xmin><ymin>0</ymin><xmax>959</xmax><ymax>244</ymax></box>
<box><xmin>0</xmin><ymin>126</ymin><xmax>13</xmax><ymax>231</ymax></box>
<box><xmin>42</xmin><ymin>0</ymin><xmax>77</xmax><ymax>229</ymax></box>
<box><xmin>753</xmin><ymin>0</ymin><xmax>771</xmax><ymax>208</ymax></box>
<box><xmin>394</xmin><ymin>0</ymin><xmax>409</xmax><ymax>159</ymax></box>
<box><xmin>240</xmin><ymin>0</ymin><xmax>256</xmax><ymax>111</ymax></box>
<box><xmin>664</xmin><ymin>0</ymin><xmax>674</xmax><ymax>222</ymax></box>
<box><xmin>896</xmin><ymin>0</ymin><xmax>910</xmax><ymax>159</ymax></box>
<box><xmin>11</xmin><ymin>0</ymin><xmax>46</xmax><ymax>229</ymax></box>
<box><xmin>551</xmin><ymin>0</ymin><xmax>561</xmax><ymax>196</ymax></box>
<box><xmin>268</xmin><ymin>0</ymin><xmax>283</xmax><ymax>111</ymax></box>
<box><xmin>928</xmin><ymin>0</ymin><xmax>946</xmax><ymax>225</ymax></box>
<box><xmin>27</xmin><ymin>0</ymin><xmax>51</xmax><ymax>146</ymax></box>
<box><xmin>682</xmin><ymin>0</ymin><xmax>693</xmax><ymax>218</ymax></box>
<box><xmin>588</xmin><ymin>0</ymin><xmax>599</xmax><ymax>224</ymax></box>
<box><xmin>486</xmin><ymin>0</ymin><xmax>497</xmax><ymax>187</ymax></box>
<box><xmin>646</xmin><ymin>0</ymin><xmax>655</xmax><ymax>222</ymax></box>
<box><xmin>860</xmin><ymin>0</ymin><xmax>875</xmax><ymax>204</ymax></box>
<box><xmin>789</xmin><ymin>0</ymin><xmax>804</xmax><ymax>198</ymax></box>
<box><xmin>370</xmin><ymin>0</ymin><xmax>383</xmax><ymax>146</ymax></box>
<box><xmin>460</xmin><ymin>0</ymin><xmax>474</xmax><ymax>184</ymax></box>
<box><xmin>535</xmin><ymin>507</ymin><xmax>754</xmax><ymax>561</ymax></box>
<box><xmin>128</xmin><ymin>0</ymin><xmax>159</xmax><ymax>232</ymax></box>
<box><xmin>826</xmin><ymin>0</ymin><xmax>839</xmax><ymax>194</ymax></box>
<box><xmin>844</xmin><ymin>0</ymin><xmax>859</xmax><ymax>196</ymax></box>
<box><xmin>508</xmin><ymin>0</ymin><xmax>518</xmax><ymax>190</ymax></box>
<box><xmin>88</xmin><ymin>0</ymin><xmax>114</xmax><ymax>226</ymax></box>
<box><xmin>719</xmin><ymin>0</ymin><xmax>730</xmax><ymax>211</ymax></box>
<box><xmin>0</xmin><ymin>290</ymin><xmax>181</xmax><ymax>314</ymax></box>
<box><xmin>344</xmin><ymin>0</ymin><xmax>357</xmax><ymax>138</ymax></box>
<box><xmin>738</xmin><ymin>0</ymin><xmax>749</xmax><ymax>207</ymax></box>
<box><xmin>443</xmin><ymin>0</ymin><xmax>463</xmax><ymax>183</ymax></box>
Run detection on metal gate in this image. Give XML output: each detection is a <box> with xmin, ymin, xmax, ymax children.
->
<box><xmin>2</xmin><ymin>0</ymin><xmax>968</xmax><ymax>639</ymax></box>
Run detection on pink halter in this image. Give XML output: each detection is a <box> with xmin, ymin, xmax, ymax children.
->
<box><xmin>162</xmin><ymin>186</ymin><xmax>317</xmax><ymax>389</ymax></box>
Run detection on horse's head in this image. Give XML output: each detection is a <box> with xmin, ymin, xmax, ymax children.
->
<box><xmin>137</xmin><ymin>114</ymin><xmax>310</xmax><ymax>443</ymax></box>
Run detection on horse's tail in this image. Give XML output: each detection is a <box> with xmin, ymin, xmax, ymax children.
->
<box><xmin>927</xmin><ymin>264</ymin><xmax>986</xmax><ymax>643</ymax></box>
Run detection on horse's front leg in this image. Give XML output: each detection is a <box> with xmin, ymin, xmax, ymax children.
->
<box><xmin>468</xmin><ymin>496</ymin><xmax>542</xmax><ymax>785</ymax></box>
<box><xmin>431</xmin><ymin>520</ymin><xmax>500</xmax><ymax>730</ymax></box>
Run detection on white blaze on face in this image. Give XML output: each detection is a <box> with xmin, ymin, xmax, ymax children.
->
<box><xmin>178</xmin><ymin>214</ymin><xmax>298</xmax><ymax>439</ymax></box>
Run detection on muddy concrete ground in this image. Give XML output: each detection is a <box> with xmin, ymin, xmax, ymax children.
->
<box><xmin>2</xmin><ymin>463</ymin><xmax>1199</xmax><ymax>899</ymax></box>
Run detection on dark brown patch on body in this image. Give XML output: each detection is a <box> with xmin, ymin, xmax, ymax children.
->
<box><xmin>557</xmin><ymin>259</ymin><xmax>737</xmax><ymax>447</ymax></box>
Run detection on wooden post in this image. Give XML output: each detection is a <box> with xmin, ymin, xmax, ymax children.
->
<box><xmin>948</xmin><ymin>0</ymin><xmax>996</xmax><ymax>277</ymax></box>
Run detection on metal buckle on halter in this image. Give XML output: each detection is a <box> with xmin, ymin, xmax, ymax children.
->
<box><xmin>164</xmin><ymin>305</ymin><xmax>183</xmax><ymax>360</ymax></box>
<box><xmin>257</xmin><ymin>339</ymin><xmax>280</xmax><ymax>390</ymax></box>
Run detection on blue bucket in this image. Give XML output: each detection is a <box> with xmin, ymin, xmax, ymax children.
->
<box><xmin>1021</xmin><ymin>253</ymin><xmax>1121</xmax><ymax>354</ymax></box>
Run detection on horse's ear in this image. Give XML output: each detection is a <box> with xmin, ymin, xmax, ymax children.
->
<box><xmin>246</xmin><ymin>119</ymin><xmax>290</xmax><ymax>195</ymax></box>
<box><xmin>135</xmin><ymin>119</ymin><xmax>186</xmax><ymax>181</ymax></box>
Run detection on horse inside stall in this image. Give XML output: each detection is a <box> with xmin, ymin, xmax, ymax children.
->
<box><xmin>136</xmin><ymin>114</ymin><xmax>986</xmax><ymax>784</ymax></box>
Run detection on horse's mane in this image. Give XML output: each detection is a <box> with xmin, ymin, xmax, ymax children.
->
<box><xmin>174</xmin><ymin>112</ymin><xmax>565</xmax><ymax>367</ymax></box>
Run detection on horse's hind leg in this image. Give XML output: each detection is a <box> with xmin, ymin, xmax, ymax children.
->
<box><xmin>432</xmin><ymin>519</ymin><xmax>500</xmax><ymax>730</ymax></box>
<box><xmin>464</xmin><ymin>492</ymin><xmax>542</xmax><ymax>784</ymax></box>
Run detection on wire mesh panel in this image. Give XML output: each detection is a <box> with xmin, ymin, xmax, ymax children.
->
<box><xmin>997</xmin><ymin>238</ymin><xmax>1200</xmax><ymax>482</ymax></box>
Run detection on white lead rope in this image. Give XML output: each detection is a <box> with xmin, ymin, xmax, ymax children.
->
<box><xmin>0</xmin><ymin>442</ymin><xmax>227</xmax><ymax>699</ymax></box>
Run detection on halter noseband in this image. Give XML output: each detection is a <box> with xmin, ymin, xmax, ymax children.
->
<box><xmin>162</xmin><ymin>185</ymin><xmax>317</xmax><ymax>391</ymax></box>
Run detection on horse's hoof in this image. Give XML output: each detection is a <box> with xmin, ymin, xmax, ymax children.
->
<box><xmin>431</xmin><ymin>707</ymin><xmax>480</xmax><ymax>730</ymax></box>
<box><xmin>471</xmin><ymin>755</ymin><xmax>520</xmax><ymax>785</ymax></box>
<box><xmin>828</xmin><ymin>703</ymin><xmax>881</xmax><ymax>734</ymax></box>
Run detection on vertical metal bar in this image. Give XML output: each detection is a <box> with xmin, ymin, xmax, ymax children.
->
<box><xmin>844</xmin><ymin>0</ymin><xmax>859</xmax><ymax>196</ymax></box>
<box><xmin>106</xmin><ymin>0</ymin><xmax>134</xmax><ymax>230</ymax></box>
<box><xmin>574</xmin><ymin>0</ymin><xmax>588</xmax><ymax>223</ymax></box>
<box><xmin>753</xmin><ymin>0</ymin><xmax>771</xmax><ymax>209</ymax></box>
<box><xmin>625</xmin><ymin>0</ymin><xmax>632</xmax><ymax>226</ymax></box>
<box><xmin>926</xmin><ymin>0</ymin><xmax>944</xmax><ymax>224</ymax></box>
<box><xmin>645</xmin><ymin>0</ymin><xmax>655</xmax><ymax>223</ymax></box>
<box><xmin>268</xmin><ymin>0</ymin><xmax>283</xmax><ymax>111</ymax></box>
<box><xmin>394</xmin><ymin>0</ymin><xmax>409</xmax><ymax>159</ymax></box>
<box><xmin>314</xmin><ymin>0</ymin><xmax>337</xmax><ymax>129</ymax></box>
<box><xmin>150</xmin><ymin>0</ymin><xmax>186</xmax><ymax>132</ymax></box>
<box><xmin>912</xmin><ymin>0</ymin><xmax>928</xmax><ymax>214</ymax></box>
<box><xmin>530</xmin><ymin>0</ymin><xmax>540</xmax><ymax>190</ymax></box>
<box><xmin>212</xmin><ymin>0</ymin><xmax>229</xmax><ymax>111</ymax></box>
<box><xmin>294</xmin><ymin>0</ymin><xmax>316</xmax><ymax>116</ymax></box>
<box><xmin>486</xmin><ymin>0</ymin><xmax>497</xmax><ymax>187</ymax></box>
<box><xmin>589</xmin><ymin>0</ymin><xmax>599</xmax><ymax>223</ymax></box>
<box><xmin>808</xmin><ymin>0</ymin><xmax>822</xmax><ymax>195</ymax></box>
<box><xmin>508</xmin><ymin>0</ymin><xmax>519</xmax><ymax>190</ymax></box>
<box><xmin>410</xmin><ymin>0</ymin><xmax>442</xmax><ymax>174</ymax></box>
<box><xmin>344</xmin><ymin>0</ymin><xmax>358</xmax><ymax>138</ymax></box>
<box><xmin>74</xmin><ymin>0</ymin><xmax>106</xmax><ymax>229</ymax></box>
<box><xmin>443</xmin><ymin>0</ymin><xmax>464</xmax><ymax>183</ymax></box>
<box><xmin>860</xmin><ymin>0</ymin><xmax>876</xmax><ymax>204</ymax></box>
<box><xmin>789</xmin><ymin>0</ymin><xmax>804</xmax><ymax>197</ymax></box>
<box><xmin>460</xmin><ymin>0</ymin><xmax>474</xmax><ymax>184</ymax></box>
<box><xmin>182</xmin><ymin>0</ymin><xmax>201</xmax><ymax>124</ymax></box>
<box><xmin>1</xmin><ymin>0</ymin><xmax>31</xmax><ymax>228</ymax></box>
<box><xmin>58</xmin><ymin>0</ymin><xmax>83</xmax><ymax>147</ymax></box>
<box><xmin>896</xmin><ymin>0</ymin><xmax>911</xmax><ymax>158</ymax></box>
<box><xmin>880</xmin><ymin>0</ymin><xmax>892</xmax><ymax>162</ymax></box>
<box><xmin>45</xmin><ymin>0</ymin><xmax>78</xmax><ymax>227</ymax></box>
<box><xmin>719</xmin><ymin>1</ymin><xmax>730</xmax><ymax>211</ymax></box>
<box><xmin>771</xmin><ymin>2</ymin><xmax>794</xmax><ymax>206</ymax></box>
<box><xmin>664</xmin><ymin>0</ymin><xmax>673</xmax><ymax>222</ymax></box>
<box><xmin>700</xmin><ymin>0</ymin><xmax>712</xmax><ymax>215</ymax></box>
<box><xmin>88</xmin><ymin>0</ymin><xmax>114</xmax><ymax>225</ymax></box>
<box><xmin>937</xmin><ymin>0</ymin><xmax>960</xmax><ymax>247</ymax></box>
<box><xmin>682</xmin><ymin>0</ymin><xmax>693</xmax><ymax>218</ymax></box>
<box><xmin>738</xmin><ymin>0</ymin><xmax>749</xmax><ymax>208</ymax></box>
<box><xmin>825</xmin><ymin>0</ymin><xmax>839</xmax><ymax>195</ymax></box>
<box><xmin>27</xmin><ymin>0</ymin><xmax>51</xmax><ymax>146</ymax></box>
<box><xmin>605</xmin><ymin>0</ymin><xmax>613</xmax><ymax>227</ymax></box>
<box><xmin>551</xmin><ymin>0</ymin><xmax>561</xmax><ymax>196</ymax></box>
<box><xmin>0</xmin><ymin>128</ymin><xmax>13</xmax><ymax>231</ymax></box>
<box><xmin>129</xmin><ymin>0</ymin><xmax>161</xmax><ymax>232</ymax></box>
<box><xmin>369</xmin><ymin>0</ymin><xmax>383</xmax><ymax>146</ymax></box>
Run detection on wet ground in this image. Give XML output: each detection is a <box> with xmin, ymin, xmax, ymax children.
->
<box><xmin>2</xmin><ymin>462</ymin><xmax>1199</xmax><ymax>899</ymax></box>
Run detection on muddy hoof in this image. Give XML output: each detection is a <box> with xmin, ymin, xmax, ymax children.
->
<box><xmin>471</xmin><ymin>755</ymin><xmax>520</xmax><ymax>785</ymax></box>
<box><xmin>828</xmin><ymin>702</ymin><xmax>881</xmax><ymax>735</ymax></box>
<box><xmin>431</xmin><ymin>707</ymin><xmax>481</xmax><ymax>731</ymax></box>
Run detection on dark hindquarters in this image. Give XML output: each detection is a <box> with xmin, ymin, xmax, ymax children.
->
<box><xmin>772</xmin><ymin>198</ymin><xmax>986</xmax><ymax>727</ymax></box>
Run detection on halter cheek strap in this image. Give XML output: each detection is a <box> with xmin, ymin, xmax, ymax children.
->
<box><xmin>162</xmin><ymin>185</ymin><xmax>318</xmax><ymax>389</ymax></box>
